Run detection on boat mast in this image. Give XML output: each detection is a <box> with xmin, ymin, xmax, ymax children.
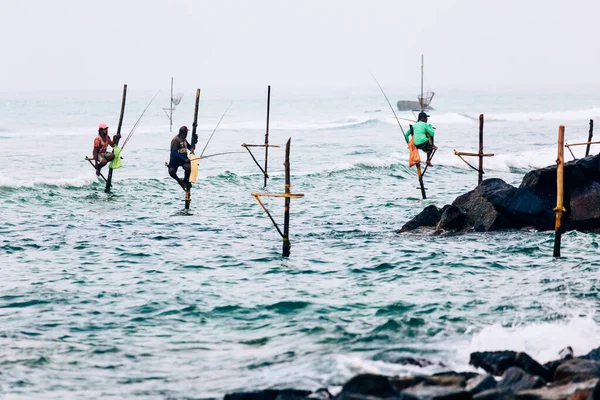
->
<box><xmin>420</xmin><ymin>54</ymin><xmax>424</xmax><ymax>112</ymax></box>
<box><xmin>170</xmin><ymin>77</ymin><xmax>174</xmax><ymax>132</ymax></box>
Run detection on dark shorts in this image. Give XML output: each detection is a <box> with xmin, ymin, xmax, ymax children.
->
<box><xmin>168</xmin><ymin>158</ymin><xmax>190</xmax><ymax>169</ymax></box>
<box><xmin>416</xmin><ymin>141</ymin><xmax>434</xmax><ymax>152</ymax></box>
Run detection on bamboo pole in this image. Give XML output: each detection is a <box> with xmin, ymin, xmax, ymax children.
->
<box><xmin>105</xmin><ymin>84</ymin><xmax>127</xmax><ymax>192</ymax></box>
<box><xmin>416</xmin><ymin>163</ymin><xmax>427</xmax><ymax>199</ymax></box>
<box><xmin>186</xmin><ymin>89</ymin><xmax>201</xmax><ymax>210</ymax></box>
<box><xmin>565</xmin><ymin>140</ymin><xmax>600</xmax><ymax>148</ymax></box>
<box><xmin>553</xmin><ymin>125</ymin><xmax>566</xmax><ymax>258</ymax></box>
<box><xmin>86</xmin><ymin>158</ymin><xmax>108</xmax><ymax>182</ymax></box>
<box><xmin>264</xmin><ymin>85</ymin><xmax>271</xmax><ymax>188</ymax></box>
<box><xmin>282</xmin><ymin>138</ymin><xmax>291</xmax><ymax>257</ymax></box>
<box><xmin>586</xmin><ymin>119</ymin><xmax>594</xmax><ymax>157</ymax></box>
<box><xmin>454</xmin><ymin>151</ymin><xmax>495</xmax><ymax>157</ymax></box>
<box><xmin>478</xmin><ymin>114</ymin><xmax>484</xmax><ymax>184</ymax></box>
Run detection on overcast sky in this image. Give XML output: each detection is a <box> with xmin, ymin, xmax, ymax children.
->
<box><xmin>1</xmin><ymin>0</ymin><xmax>598</xmax><ymax>92</ymax></box>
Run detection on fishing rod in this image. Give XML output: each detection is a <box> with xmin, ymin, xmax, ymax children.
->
<box><xmin>120</xmin><ymin>91</ymin><xmax>160</xmax><ymax>150</ymax></box>
<box><xmin>370</xmin><ymin>72</ymin><xmax>406</xmax><ymax>138</ymax></box>
<box><xmin>199</xmin><ymin>101</ymin><xmax>233</xmax><ymax>158</ymax></box>
<box><xmin>189</xmin><ymin>151</ymin><xmax>245</xmax><ymax>162</ymax></box>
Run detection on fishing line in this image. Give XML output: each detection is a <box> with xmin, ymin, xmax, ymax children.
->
<box><xmin>199</xmin><ymin>101</ymin><xmax>233</xmax><ymax>158</ymax></box>
<box><xmin>121</xmin><ymin>91</ymin><xmax>160</xmax><ymax>150</ymax></box>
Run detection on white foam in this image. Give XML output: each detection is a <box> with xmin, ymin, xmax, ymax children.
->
<box><xmin>459</xmin><ymin>316</ymin><xmax>600</xmax><ymax>365</ymax></box>
<box><xmin>0</xmin><ymin>174</ymin><xmax>97</xmax><ymax>188</ymax></box>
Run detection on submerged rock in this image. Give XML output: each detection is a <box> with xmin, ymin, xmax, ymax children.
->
<box><xmin>401</xmin><ymin>154</ymin><xmax>600</xmax><ymax>233</ymax></box>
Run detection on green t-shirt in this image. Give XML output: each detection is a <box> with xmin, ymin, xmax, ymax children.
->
<box><xmin>404</xmin><ymin>121</ymin><xmax>435</xmax><ymax>146</ymax></box>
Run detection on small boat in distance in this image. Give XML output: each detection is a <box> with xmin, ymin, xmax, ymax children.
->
<box><xmin>397</xmin><ymin>55</ymin><xmax>435</xmax><ymax>112</ymax></box>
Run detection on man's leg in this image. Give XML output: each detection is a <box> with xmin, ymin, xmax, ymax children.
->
<box><xmin>169</xmin><ymin>166</ymin><xmax>186</xmax><ymax>190</ymax></box>
<box><xmin>182</xmin><ymin>162</ymin><xmax>191</xmax><ymax>189</ymax></box>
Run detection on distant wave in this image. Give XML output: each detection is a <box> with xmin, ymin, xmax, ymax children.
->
<box><xmin>0</xmin><ymin>175</ymin><xmax>97</xmax><ymax>188</ymax></box>
<box><xmin>457</xmin><ymin>107</ymin><xmax>600</xmax><ymax>123</ymax></box>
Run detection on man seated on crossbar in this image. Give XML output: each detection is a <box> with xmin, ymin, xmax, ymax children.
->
<box><xmin>405</xmin><ymin>111</ymin><xmax>438</xmax><ymax>167</ymax></box>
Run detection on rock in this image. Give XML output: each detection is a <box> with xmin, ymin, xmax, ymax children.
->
<box><xmin>466</xmin><ymin>375</ymin><xmax>497</xmax><ymax>395</ymax></box>
<box><xmin>470</xmin><ymin>351</ymin><xmax>518</xmax><ymax>376</ymax></box>
<box><xmin>401</xmin><ymin>153</ymin><xmax>600</xmax><ymax>233</ymax></box>
<box><xmin>308</xmin><ymin>388</ymin><xmax>332</xmax><ymax>399</ymax></box>
<box><xmin>515</xmin><ymin>352</ymin><xmax>552</xmax><ymax>382</ymax></box>
<box><xmin>472</xmin><ymin>389</ymin><xmax>518</xmax><ymax>400</ymax></box>
<box><xmin>581</xmin><ymin>347</ymin><xmax>600</xmax><ymax>362</ymax></box>
<box><xmin>392</xmin><ymin>376</ymin><xmax>428</xmax><ymax>391</ymax></box>
<box><xmin>453</xmin><ymin>179</ymin><xmax>516</xmax><ymax>231</ymax></box>
<box><xmin>588</xmin><ymin>379</ymin><xmax>600</xmax><ymax>400</ymax></box>
<box><xmin>224</xmin><ymin>389</ymin><xmax>313</xmax><ymax>400</ymax></box>
<box><xmin>544</xmin><ymin>347</ymin><xmax>574</xmax><ymax>378</ymax></box>
<box><xmin>437</xmin><ymin>205</ymin><xmax>467</xmax><ymax>231</ymax></box>
<box><xmin>496</xmin><ymin>367</ymin><xmax>546</xmax><ymax>391</ymax></box>
<box><xmin>399</xmin><ymin>382</ymin><xmax>471</xmax><ymax>400</ymax></box>
<box><xmin>372</xmin><ymin>351</ymin><xmax>434</xmax><ymax>367</ymax></box>
<box><xmin>337</xmin><ymin>374</ymin><xmax>397</xmax><ymax>399</ymax></box>
<box><xmin>516</xmin><ymin>378</ymin><xmax>598</xmax><ymax>400</ymax></box>
<box><xmin>399</xmin><ymin>205</ymin><xmax>447</xmax><ymax>232</ymax></box>
<box><xmin>554</xmin><ymin>359</ymin><xmax>600</xmax><ymax>382</ymax></box>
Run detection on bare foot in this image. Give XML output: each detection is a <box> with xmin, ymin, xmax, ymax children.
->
<box><xmin>178</xmin><ymin>180</ymin><xmax>186</xmax><ymax>190</ymax></box>
<box><xmin>426</xmin><ymin>160</ymin><xmax>433</xmax><ymax>167</ymax></box>
<box><xmin>95</xmin><ymin>168</ymin><xmax>101</xmax><ymax>176</ymax></box>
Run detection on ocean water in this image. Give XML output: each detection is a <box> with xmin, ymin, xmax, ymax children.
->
<box><xmin>1</xmin><ymin>86</ymin><xmax>600</xmax><ymax>398</ymax></box>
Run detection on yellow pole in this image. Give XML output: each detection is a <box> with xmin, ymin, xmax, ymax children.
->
<box><xmin>553</xmin><ymin>125</ymin><xmax>565</xmax><ymax>258</ymax></box>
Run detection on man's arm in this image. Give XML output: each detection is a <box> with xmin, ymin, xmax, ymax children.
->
<box><xmin>92</xmin><ymin>138</ymin><xmax>100</xmax><ymax>164</ymax></box>
<box><xmin>426</xmin><ymin>124</ymin><xmax>436</xmax><ymax>138</ymax></box>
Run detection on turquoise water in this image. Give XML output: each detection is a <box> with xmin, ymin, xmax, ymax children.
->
<box><xmin>1</xmin><ymin>87</ymin><xmax>600</xmax><ymax>398</ymax></box>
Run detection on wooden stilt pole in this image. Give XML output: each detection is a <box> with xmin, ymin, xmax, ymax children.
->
<box><xmin>264</xmin><ymin>86</ymin><xmax>271</xmax><ymax>188</ymax></box>
<box><xmin>416</xmin><ymin>163</ymin><xmax>427</xmax><ymax>199</ymax></box>
<box><xmin>282</xmin><ymin>138</ymin><xmax>291</xmax><ymax>257</ymax></box>
<box><xmin>553</xmin><ymin>125</ymin><xmax>566</xmax><ymax>258</ymax></box>
<box><xmin>478</xmin><ymin>114</ymin><xmax>484</xmax><ymax>185</ymax></box>
<box><xmin>105</xmin><ymin>84</ymin><xmax>127</xmax><ymax>193</ymax></box>
<box><xmin>185</xmin><ymin>88</ymin><xmax>201</xmax><ymax>210</ymax></box>
<box><xmin>586</xmin><ymin>119</ymin><xmax>594</xmax><ymax>157</ymax></box>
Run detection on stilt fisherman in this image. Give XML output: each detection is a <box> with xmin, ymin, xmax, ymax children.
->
<box><xmin>168</xmin><ymin>126</ymin><xmax>195</xmax><ymax>190</ymax></box>
<box><xmin>93</xmin><ymin>123</ymin><xmax>121</xmax><ymax>176</ymax></box>
<box><xmin>405</xmin><ymin>111</ymin><xmax>437</xmax><ymax>167</ymax></box>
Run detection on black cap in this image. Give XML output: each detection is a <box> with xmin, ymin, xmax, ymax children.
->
<box><xmin>179</xmin><ymin>126</ymin><xmax>189</xmax><ymax>135</ymax></box>
<box><xmin>418</xmin><ymin>111</ymin><xmax>430</xmax><ymax>120</ymax></box>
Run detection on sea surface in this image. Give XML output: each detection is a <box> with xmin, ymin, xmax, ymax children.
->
<box><xmin>1</xmin><ymin>85</ymin><xmax>600</xmax><ymax>399</ymax></box>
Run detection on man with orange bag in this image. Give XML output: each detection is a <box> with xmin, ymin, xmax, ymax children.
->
<box><xmin>405</xmin><ymin>112</ymin><xmax>437</xmax><ymax>167</ymax></box>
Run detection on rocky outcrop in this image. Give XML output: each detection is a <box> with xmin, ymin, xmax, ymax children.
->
<box><xmin>225</xmin><ymin>346</ymin><xmax>600</xmax><ymax>400</ymax></box>
<box><xmin>400</xmin><ymin>154</ymin><xmax>600</xmax><ymax>233</ymax></box>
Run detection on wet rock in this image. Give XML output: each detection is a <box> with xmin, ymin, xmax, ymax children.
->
<box><xmin>496</xmin><ymin>367</ymin><xmax>546</xmax><ymax>391</ymax></box>
<box><xmin>581</xmin><ymin>347</ymin><xmax>600</xmax><ymax>362</ymax></box>
<box><xmin>472</xmin><ymin>389</ymin><xmax>517</xmax><ymax>400</ymax></box>
<box><xmin>399</xmin><ymin>205</ymin><xmax>447</xmax><ymax>232</ymax></box>
<box><xmin>470</xmin><ymin>351</ymin><xmax>518</xmax><ymax>376</ymax></box>
<box><xmin>392</xmin><ymin>376</ymin><xmax>428</xmax><ymax>391</ymax></box>
<box><xmin>401</xmin><ymin>153</ymin><xmax>600</xmax><ymax>233</ymax></box>
<box><xmin>452</xmin><ymin>179</ymin><xmax>516</xmax><ymax>232</ymax></box>
<box><xmin>554</xmin><ymin>359</ymin><xmax>600</xmax><ymax>382</ymax></box>
<box><xmin>588</xmin><ymin>379</ymin><xmax>600</xmax><ymax>400</ymax></box>
<box><xmin>516</xmin><ymin>378</ymin><xmax>598</xmax><ymax>400</ymax></box>
<box><xmin>544</xmin><ymin>347</ymin><xmax>574</xmax><ymax>377</ymax></box>
<box><xmin>372</xmin><ymin>351</ymin><xmax>434</xmax><ymax>367</ymax></box>
<box><xmin>466</xmin><ymin>375</ymin><xmax>497</xmax><ymax>395</ymax></box>
<box><xmin>336</xmin><ymin>373</ymin><xmax>397</xmax><ymax>399</ymax></box>
<box><xmin>400</xmin><ymin>382</ymin><xmax>471</xmax><ymax>400</ymax></box>
<box><xmin>431</xmin><ymin>372</ymin><xmax>480</xmax><ymax>386</ymax></box>
<box><xmin>437</xmin><ymin>205</ymin><xmax>467</xmax><ymax>231</ymax></box>
<box><xmin>515</xmin><ymin>353</ymin><xmax>552</xmax><ymax>382</ymax></box>
<box><xmin>308</xmin><ymin>388</ymin><xmax>332</xmax><ymax>399</ymax></box>
<box><xmin>224</xmin><ymin>389</ymin><xmax>313</xmax><ymax>400</ymax></box>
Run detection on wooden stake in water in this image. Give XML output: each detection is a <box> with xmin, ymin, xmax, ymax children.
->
<box><xmin>105</xmin><ymin>84</ymin><xmax>127</xmax><ymax>192</ymax></box>
<box><xmin>586</xmin><ymin>119</ymin><xmax>594</xmax><ymax>157</ymax></box>
<box><xmin>252</xmin><ymin>138</ymin><xmax>304</xmax><ymax>257</ymax></box>
<box><xmin>553</xmin><ymin>125</ymin><xmax>566</xmax><ymax>258</ymax></box>
<box><xmin>264</xmin><ymin>86</ymin><xmax>271</xmax><ymax>188</ymax></box>
<box><xmin>454</xmin><ymin>114</ymin><xmax>494</xmax><ymax>186</ymax></box>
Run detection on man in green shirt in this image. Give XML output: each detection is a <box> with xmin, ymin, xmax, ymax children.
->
<box><xmin>404</xmin><ymin>111</ymin><xmax>437</xmax><ymax>167</ymax></box>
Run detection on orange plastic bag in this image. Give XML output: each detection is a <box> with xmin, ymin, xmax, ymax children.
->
<box><xmin>408</xmin><ymin>137</ymin><xmax>421</xmax><ymax>167</ymax></box>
